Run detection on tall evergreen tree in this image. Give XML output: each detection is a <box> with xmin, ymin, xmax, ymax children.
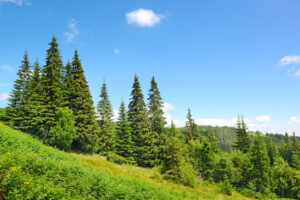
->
<box><xmin>185</xmin><ymin>108</ymin><xmax>198</xmax><ymax>143</ymax></box>
<box><xmin>39</xmin><ymin>36</ymin><xmax>65</xmax><ymax>141</ymax></box>
<box><xmin>7</xmin><ymin>51</ymin><xmax>32</xmax><ymax>130</ymax></box>
<box><xmin>208</xmin><ymin>129</ymin><xmax>220</xmax><ymax>153</ymax></box>
<box><xmin>147</xmin><ymin>76</ymin><xmax>166</xmax><ymax>134</ymax></box>
<box><xmin>198</xmin><ymin>141</ymin><xmax>214</xmax><ymax>179</ymax></box>
<box><xmin>234</xmin><ymin>116</ymin><xmax>251</xmax><ymax>153</ymax></box>
<box><xmin>97</xmin><ymin>81</ymin><xmax>115</xmax><ymax>154</ymax></box>
<box><xmin>250</xmin><ymin>133</ymin><xmax>271</xmax><ymax>194</ymax></box>
<box><xmin>27</xmin><ymin>60</ymin><xmax>43</xmax><ymax>136</ymax></box>
<box><xmin>128</xmin><ymin>74</ymin><xmax>157</xmax><ymax>167</ymax></box>
<box><xmin>69</xmin><ymin>50</ymin><xmax>99</xmax><ymax>152</ymax></box>
<box><xmin>147</xmin><ymin>76</ymin><xmax>167</xmax><ymax>163</ymax></box>
<box><xmin>115</xmin><ymin>100</ymin><xmax>134</xmax><ymax>163</ymax></box>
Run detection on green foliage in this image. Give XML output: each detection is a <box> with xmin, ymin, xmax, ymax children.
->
<box><xmin>249</xmin><ymin>133</ymin><xmax>271</xmax><ymax>194</ymax></box>
<box><xmin>198</xmin><ymin>141</ymin><xmax>214</xmax><ymax>180</ymax></box>
<box><xmin>128</xmin><ymin>74</ymin><xmax>157</xmax><ymax>167</ymax></box>
<box><xmin>234</xmin><ymin>116</ymin><xmax>251</xmax><ymax>153</ymax></box>
<box><xmin>48</xmin><ymin>107</ymin><xmax>76</xmax><ymax>151</ymax></box>
<box><xmin>39</xmin><ymin>36</ymin><xmax>66</xmax><ymax>141</ymax></box>
<box><xmin>115</xmin><ymin>100</ymin><xmax>135</xmax><ymax>164</ymax></box>
<box><xmin>219</xmin><ymin>176</ymin><xmax>232</xmax><ymax>196</ymax></box>
<box><xmin>69</xmin><ymin>50</ymin><xmax>99</xmax><ymax>153</ymax></box>
<box><xmin>161</xmin><ymin>135</ymin><xmax>197</xmax><ymax>187</ymax></box>
<box><xmin>97</xmin><ymin>81</ymin><xmax>115</xmax><ymax>154</ymax></box>
<box><xmin>0</xmin><ymin>108</ymin><xmax>7</xmax><ymax>121</ymax></box>
<box><xmin>6</xmin><ymin>51</ymin><xmax>32</xmax><ymax>131</ymax></box>
<box><xmin>26</xmin><ymin>60</ymin><xmax>43</xmax><ymax>136</ymax></box>
<box><xmin>185</xmin><ymin>108</ymin><xmax>199</xmax><ymax>142</ymax></box>
<box><xmin>0</xmin><ymin>123</ymin><xmax>180</xmax><ymax>200</ymax></box>
<box><xmin>106</xmin><ymin>152</ymin><xmax>129</xmax><ymax>165</ymax></box>
<box><xmin>272</xmin><ymin>157</ymin><xmax>300</xmax><ymax>199</ymax></box>
<box><xmin>208</xmin><ymin>129</ymin><xmax>220</xmax><ymax>153</ymax></box>
<box><xmin>212</xmin><ymin>158</ymin><xmax>232</xmax><ymax>183</ymax></box>
<box><xmin>147</xmin><ymin>76</ymin><xmax>167</xmax><ymax>164</ymax></box>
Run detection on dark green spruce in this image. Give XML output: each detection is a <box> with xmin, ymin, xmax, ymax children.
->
<box><xmin>128</xmin><ymin>74</ymin><xmax>157</xmax><ymax>167</ymax></box>
<box><xmin>97</xmin><ymin>81</ymin><xmax>115</xmax><ymax>154</ymax></box>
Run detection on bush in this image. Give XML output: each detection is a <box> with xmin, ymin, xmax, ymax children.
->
<box><xmin>48</xmin><ymin>108</ymin><xmax>76</xmax><ymax>151</ymax></box>
<box><xmin>0</xmin><ymin>108</ymin><xmax>7</xmax><ymax>121</ymax></box>
<box><xmin>219</xmin><ymin>176</ymin><xmax>232</xmax><ymax>196</ymax></box>
<box><xmin>106</xmin><ymin>152</ymin><xmax>129</xmax><ymax>165</ymax></box>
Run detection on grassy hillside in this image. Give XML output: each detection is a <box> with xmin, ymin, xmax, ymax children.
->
<box><xmin>0</xmin><ymin>122</ymin><xmax>255</xmax><ymax>200</ymax></box>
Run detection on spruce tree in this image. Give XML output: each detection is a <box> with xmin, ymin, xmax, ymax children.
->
<box><xmin>115</xmin><ymin>100</ymin><xmax>134</xmax><ymax>163</ymax></box>
<box><xmin>250</xmin><ymin>133</ymin><xmax>271</xmax><ymax>194</ymax></box>
<box><xmin>70</xmin><ymin>50</ymin><xmax>99</xmax><ymax>153</ymax></box>
<box><xmin>7</xmin><ymin>51</ymin><xmax>32</xmax><ymax>130</ymax></box>
<box><xmin>148</xmin><ymin>76</ymin><xmax>166</xmax><ymax>134</ymax></box>
<box><xmin>97</xmin><ymin>81</ymin><xmax>115</xmax><ymax>154</ymax></box>
<box><xmin>147</xmin><ymin>76</ymin><xmax>167</xmax><ymax>163</ymax></box>
<box><xmin>198</xmin><ymin>141</ymin><xmax>214</xmax><ymax>180</ymax></box>
<box><xmin>128</xmin><ymin>74</ymin><xmax>157</xmax><ymax>167</ymax></box>
<box><xmin>27</xmin><ymin>60</ymin><xmax>43</xmax><ymax>136</ymax></box>
<box><xmin>208</xmin><ymin>129</ymin><xmax>220</xmax><ymax>153</ymax></box>
<box><xmin>234</xmin><ymin>116</ymin><xmax>251</xmax><ymax>153</ymax></box>
<box><xmin>39</xmin><ymin>36</ymin><xmax>65</xmax><ymax>141</ymax></box>
<box><xmin>185</xmin><ymin>108</ymin><xmax>198</xmax><ymax>143</ymax></box>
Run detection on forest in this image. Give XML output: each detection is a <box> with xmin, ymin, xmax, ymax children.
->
<box><xmin>0</xmin><ymin>36</ymin><xmax>300</xmax><ymax>199</ymax></box>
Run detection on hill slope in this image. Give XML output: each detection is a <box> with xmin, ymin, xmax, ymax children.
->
<box><xmin>0</xmin><ymin>122</ymin><xmax>253</xmax><ymax>200</ymax></box>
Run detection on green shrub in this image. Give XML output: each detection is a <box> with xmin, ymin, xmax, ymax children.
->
<box><xmin>219</xmin><ymin>176</ymin><xmax>232</xmax><ymax>195</ymax></box>
<box><xmin>48</xmin><ymin>108</ymin><xmax>76</xmax><ymax>151</ymax></box>
<box><xmin>0</xmin><ymin>108</ymin><xmax>7</xmax><ymax>121</ymax></box>
<box><xmin>106</xmin><ymin>152</ymin><xmax>129</xmax><ymax>165</ymax></box>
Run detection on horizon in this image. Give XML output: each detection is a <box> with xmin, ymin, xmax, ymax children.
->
<box><xmin>0</xmin><ymin>0</ymin><xmax>300</xmax><ymax>135</ymax></box>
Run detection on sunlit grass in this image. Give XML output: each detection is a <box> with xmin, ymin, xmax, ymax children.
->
<box><xmin>77</xmin><ymin>154</ymin><xmax>253</xmax><ymax>200</ymax></box>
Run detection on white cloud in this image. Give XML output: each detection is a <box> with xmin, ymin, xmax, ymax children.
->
<box><xmin>114</xmin><ymin>49</ymin><xmax>120</xmax><ymax>55</ymax></box>
<box><xmin>64</xmin><ymin>18</ymin><xmax>79</xmax><ymax>42</ymax></box>
<box><xmin>0</xmin><ymin>93</ymin><xmax>9</xmax><ymax>100</ymax></box>
<box><xmin>0</xmin><ymin>83</ymin><xmax>8</xmax><ymax>87</ymax></box>
<box><xmin>162</xmin><ymin>102</ymin><xmax>176</xmax><ymax>125</ymax></box>
<box><xmin>163</xmin><ymin>102</ymin><xmax>175</xmax><ymax>112</ymax></box>
<box><xmin>288</xmin><ymin>116</ymin><xmax>300</xmax><ymax>125</ymax></box>
<box><xmin>279</xmin><ymin>55</ymin><xmax>300</xmax><ymax>66</ymax></box>
<box><xmin>1</xmin><ymin>65</ymin><xmax>14</xmax><ymax>73</ymax></box>
<box><xmin>0</xmin><ymin>0</ymin><xmax>22</xmax><ymax>6</ymax></box>
<box><xmin>255</xmin><ymin>115</ymin><xmax>271</xmax><ymax>122</ymax></box>
<box><xmin>126</xmin><ymin>8</ymin><xmax>164</xmax><ymax>27</ymax></box>
<box><xmin>112</xmin><ymin>109</ymin><xmax>119</xmax><ymax>121</ymax></box>
<box><xmin>295</xmin><ymin>69</ymin><xmax>300</xmax><ymax>77</ymax></box>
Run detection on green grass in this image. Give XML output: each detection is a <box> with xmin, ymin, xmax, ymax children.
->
<box><xmin>0</xmin><ymin>122</ymin><xmax>253</xmax><ymax>200</ymax></box>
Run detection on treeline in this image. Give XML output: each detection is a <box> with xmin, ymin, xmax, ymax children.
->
<box><xmin>3</xmin><ymin>36</ymin><xmax>300</xmax><ymax>199</ymax></box>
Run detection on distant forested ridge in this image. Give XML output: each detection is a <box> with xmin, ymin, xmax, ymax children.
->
<box><xmin>179</xmin><ymin>125</ymin><xmax>300</xmax><ymax>152</ymax></box>
<box><xmin>0</xmin><ymin>36</ymin><xmax>299</xmax><ymax>199</ymax></box>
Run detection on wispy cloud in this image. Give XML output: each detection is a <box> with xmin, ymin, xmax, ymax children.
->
<box><xmin>295</xmin><ymin>69</ymin><xmax>300</xmax><ymax>77</ymax></box>
<box><xmin>114</xmin><ymin>48</ymin><xmax>120</xmax><ymax>55</ymax></box>
<box><xmin>126</xmin><ymin>8</ymin><xmax>164</xmax><ymax>27</ymax></box>
<box><xmin>1</xmin><ymin>64</ymin><xmax>14</xmax><ymax>73</ymax></box>
<box><xmin>0</xmin><ymin>83</ymin><xmax>9</xmax><ymax>87</ymax></box>
<box><xmin>0</xmin><ymin>0</ymin><xmax>30</xmax><ymax>6</ymax></box>
<box><xmin>255</xmin><ymin>115</ymin><xmax>271</xmax><ymax>122</ymax></box>
<box><xmin>288</xmin><ymin>116</ymin><xmax>300</xmax><ymax>125</ymax></box>
<box><xmin>0</xmin><ymin>93</ymin><xmax>9</xmax><ymax>100</ymax></box>
<box><xmin>64</xmin><ymin>18</ymin><xmax>79</xmax><ymax>42</ymax></box>
<box><xmin>279</xmin><ymin>55</ymin><xmax>300</xmax><ymax>66</ymax></box>
<box><xmin>278</xmin><ymin>55</ymin><xmax>300</xmax><ymax>77</ymax></box>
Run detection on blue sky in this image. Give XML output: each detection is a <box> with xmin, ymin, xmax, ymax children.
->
<box><xmin>0</xmin><ymin>0</ymin><xmax>300</xmax><ymax>135</ymax></box>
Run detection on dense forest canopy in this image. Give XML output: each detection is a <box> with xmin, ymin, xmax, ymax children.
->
<box><xmin>0</xmin><ymin>36</ymin><xmax>299</xmax><ymax>199</ymax></box>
